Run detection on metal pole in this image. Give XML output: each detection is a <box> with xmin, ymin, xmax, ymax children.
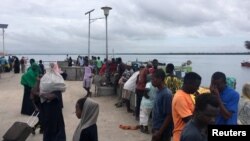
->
<box><xmin>85</xmin><ymin>9</ymin><xmax>94</xmax><ymax>59</ymax></box>
<box><xmin>105</xmin><ymin>15</ymin><xmax>110</xmax><ymax>85</ymax></box>
<box><xmin>2</xmin><ymin>28</ymin><xmax>4</xmax><ymax>56</ymax></box>
<box><xmin>88</xmin><ymin>13</ymin><xmax>90</xmax><ymax>59</ymax></box>
<box><xmin>105</xmin><ymin>15</ymin><xmax>108</xmax><ymax>61</ymax></box>
<box><xmin>112</xmin><ymin>48</ymin><xmax>114</xmax><ymax>58</ymax></box>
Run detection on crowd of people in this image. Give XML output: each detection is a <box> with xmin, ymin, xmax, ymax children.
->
<box><xmin>81</xmin><ymin>56</ymin><xmax>249</xmax><ymax>141</ymax></box>
<box><xmin>0</xmin><ymin>56</ymin><xmax>46</xmax><ymax>75</ymax></box>
<box><xmin>13</xmin><ymin>55</ymin><xmax>250</xmax><ymax>141</ymax></box>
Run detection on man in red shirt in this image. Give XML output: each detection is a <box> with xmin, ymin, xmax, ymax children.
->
<box><xmin>135</xmin><ymin>59</ymin><xmax>158</xmax><ymax>120</ymax></box>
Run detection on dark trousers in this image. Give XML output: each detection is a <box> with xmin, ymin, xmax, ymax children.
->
<box><xmin>42</xmin><ymin>92</ymin><xmax>66</xmax><ymax>141</ymax></box>
<box><xmin>135</xmin><ymin>89</ymin><xmax>144</xmax><ymax>118</ymax></box>
<box><xmin>21</xmin><ymin>85</ymin><xmax>35</xmax><ymax>115</ymax></box>
<box><xmin>152</xmin><ymin>129</ymin><xmax>171</xmax><ymax>141</ymax></box>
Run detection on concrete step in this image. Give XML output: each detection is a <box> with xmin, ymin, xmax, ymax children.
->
<box><xmin>97</xmin><ymin>86</ymin><xmax>115</xmax><ymax>96</ymax></box>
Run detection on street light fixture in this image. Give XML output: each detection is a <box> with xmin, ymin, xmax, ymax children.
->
<box><xmin>0</xmin><ymin>24</ymin><xmax>8</xmax><ymax>57</ymax></box>
<box><xmin>85</xmin><ymin>9</ymin><xmax>104</xmax><ymax>59</ymax></box>
<box><xmin>101</xmin><ymin>6</ymin><xmax>112</xmax><ymax>85</ymax></box>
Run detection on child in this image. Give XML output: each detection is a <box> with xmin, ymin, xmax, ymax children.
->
<box><xmin>73</xmin><ymin>97</ymin><xmax>99</xmax><ymax>141</ymax></box>
<box><xmin>139</xmin><ymin>75</ymin><xmax>156</xmax><ymax>134</ymax></box>
<box><xmin>83</xmin><ymin>59</ymin><xmax>93</xmax><ymax>97</ymax></box>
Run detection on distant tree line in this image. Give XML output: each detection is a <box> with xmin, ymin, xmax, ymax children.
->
<box><xmin>245</xmin><ymin>41</ymin><xmax>250</xmax><ymax>50</ymax></box>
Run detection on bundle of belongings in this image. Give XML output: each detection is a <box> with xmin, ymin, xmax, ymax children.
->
<box><xmin>40</xmin><ymin>62</ymin><xmax>66</xmax><ymax>103</ymax></box>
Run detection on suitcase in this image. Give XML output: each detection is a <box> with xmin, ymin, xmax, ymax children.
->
<box><xmin>3</xmin><ymin>111</ymin><xmax>39</xmax><ymax>141</ymax></box>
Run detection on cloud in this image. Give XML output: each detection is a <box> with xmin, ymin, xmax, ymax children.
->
<box><xmin>0</xmin><ymin>0</ymin><xmax>250</xmax><ymax>54</ymax></box>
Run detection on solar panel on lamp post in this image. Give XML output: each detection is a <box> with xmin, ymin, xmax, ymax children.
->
<box><xmin>0</xmin><ymin>24</ymin><xmax>8</xmax><ymax>57</ymax></box>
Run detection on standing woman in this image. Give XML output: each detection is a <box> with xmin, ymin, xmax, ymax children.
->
<box><xmin>20</xmin><ymin>57</ymin><xmax>26</xmax><ymax>73</ymax></box>
<box><xmin>20</xmin><ymin>59</ymin><xmax>40</xmax><ymax>115</ymax></box>
<box><xmin>73</xmin><ymin>97</ymin><xmax>99</xmax><ymax>141</ymax></box>
<box><xmin>40</xmin><ymin>62</ymin><xmax>66</xmax><ymax>141</ymax></box>
<box><xmin>238</xmin><ymin>83</ymin><xmax>250</xmax><ymax>125</ymax></box>
<box><xmin>13</xmin><ymin>56</ymin><xmax>20</xmax><ymax>73</ymax></box>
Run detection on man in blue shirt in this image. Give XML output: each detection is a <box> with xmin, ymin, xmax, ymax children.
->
<box><xmin>151</xmin><ymin>69</ymin><xmax>173</xmax><ymax>141</ymax></box>
<box><xmin>210</xmin><ymin>72</ymin><xmax>240</xmax><ymax>125</ymax></box>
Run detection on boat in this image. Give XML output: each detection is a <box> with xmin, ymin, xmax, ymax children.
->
<box><xmin>241</xmin><ymin>61</ymin><xmax>250</xmax><ymax>67</ymax></box>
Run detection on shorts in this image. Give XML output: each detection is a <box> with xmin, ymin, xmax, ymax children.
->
<box><xmin>83</xmin><ymin>78</ymin><xmax>91</xmax><ymax>88</ymax></box>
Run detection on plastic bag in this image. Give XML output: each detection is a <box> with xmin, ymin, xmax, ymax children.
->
<box><xmin>40</xmin><ymin>68</ymin><xmax>66</xmax><ymax>94</ymax></box>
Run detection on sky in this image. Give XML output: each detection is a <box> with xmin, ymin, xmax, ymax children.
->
<box><xmin>1</xmin><ymin>0</ymin><xmax>250</xmax><ymax>54</ymax></box>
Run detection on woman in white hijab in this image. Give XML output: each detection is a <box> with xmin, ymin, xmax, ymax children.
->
<box><xmin>238</xmin><ymin>83</ymin><xmax>250</xmax><ymax>125</ymax></box>
<box><xmin>73</xmin><ymin>97</ymin><xmax>99</xmax><ymax>141</ymax></box>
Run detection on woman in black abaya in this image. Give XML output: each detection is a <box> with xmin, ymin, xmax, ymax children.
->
<box><xmin>13</xmin><ymin>56</ymin><xmax>20</xmax><ymax>73</ymax></box>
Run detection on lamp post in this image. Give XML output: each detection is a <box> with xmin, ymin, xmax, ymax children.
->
<box><xmin>0</xmin><ymin>24</ymin><xmax>8</xmax><ymax>57</ymax></box>
<box><xmin>85</xmin><ymin>9</ymin><xmax>95</xmax><ymax>59</ymax></box>
<box><xmin>101</xmin><ymin>6</ymin><xmax>112</xmax><ymax>85</ymax></box>
<box><xmin>85</xmin><ymin>9</ymin><xmax>104</xmax><ymax>59</ymax></box>
<box><xmin>101</xmin><ymin>6</ymin><xmax>112</xmax><ymax>61</ymax></box>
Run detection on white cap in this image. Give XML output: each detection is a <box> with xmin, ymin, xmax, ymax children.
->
<box><xmin>126</xmin><ymin>62</ymin><xmax>132</xmax><ymax>66</ymax></box>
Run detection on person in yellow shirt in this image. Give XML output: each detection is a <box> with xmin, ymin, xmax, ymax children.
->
<box><xmin>164</xmin><ymin>63</ymin><xmax>182</xmax><ymax>95</ymax></box>
<box><xmin>190</xmin><ymin>87</ymin><xmax>210</xmax><ymax>104</ymax></box>
<box><xmin>190</xmin><ymin>76</ymin><xmax>236</xmax><ymax>104</ymax></box>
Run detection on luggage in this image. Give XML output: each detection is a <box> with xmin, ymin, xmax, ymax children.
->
<box><xmin>3</xmin><ymin>111</ymin><xmax>39</xmax><ymax>141</ymax></box>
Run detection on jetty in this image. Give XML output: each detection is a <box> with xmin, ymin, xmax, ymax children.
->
<box><xmin>0</xmin><ymin>72</ymin><xmax>151</xmax><ymax>141</ymax></box>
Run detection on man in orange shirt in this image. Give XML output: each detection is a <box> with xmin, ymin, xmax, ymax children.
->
<box><xmin>172</xmin><ymin>72</ymin><xmax>201</xmax><ymax>141</ymax></box>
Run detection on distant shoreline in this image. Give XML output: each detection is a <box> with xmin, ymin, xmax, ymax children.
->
<box><xmin>7</xmin><ymin>52</ymin><xmax>250</xmax><ymax>56</ymax></box>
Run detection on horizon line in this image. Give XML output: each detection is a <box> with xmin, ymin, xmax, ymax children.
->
<box><xmin>4</xmin><ymin>52</ymin><xmax>250</xmax><ymax>55</ymax></box>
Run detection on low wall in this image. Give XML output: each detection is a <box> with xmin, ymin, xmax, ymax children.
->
<box><xmin>58</xmin><ymin>61</ymin><xmax>68</xmax><ymax>68</ymax></box>
<box><xmin>97</xmin><ymin>86</ymin><xmax>115</xmax><ymax>96</ymax></box>
<box><xmin>61</xmin><ymin>66</ymin><xmax>83</xmax><ymax>81</ymax></box>
<box><xmin>96</xmin><ymin>85</ymin><xmax>136</xmax><ymax>110</ymax></box>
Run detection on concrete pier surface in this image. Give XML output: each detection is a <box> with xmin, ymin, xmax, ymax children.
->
<box><xmin>0</xmin><ymin>73</ymin><xmax>151</xmax><ymax>141</ymax></box>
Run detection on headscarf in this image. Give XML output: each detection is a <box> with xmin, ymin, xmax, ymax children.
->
<box><xmin>73</xmin><ymin>98</ymin><xmax>99</xmax><ymax>141</ymax></box>
<box><xmin>20</xmin><ymin>63</ymin><xmax>40</xmax><ymax>88</ymax></box>
<box><xmin>238</xmin><ymin>83</ymin><xmax>250</xmax><ymax>125</ymax></box>
<box><xmin>226</xmin><ymin>77</ymin><xmax>236</xmax><ymax>89</ymax></box>
<box><xmin>49</xmin><ymin>62</ymin><xmax>62</xmax><ymax>74</ymax></box>
<box><xmin>242</xmin><ymin>83</ymin><xmax>250</xmax><ymax>99</ymax></box>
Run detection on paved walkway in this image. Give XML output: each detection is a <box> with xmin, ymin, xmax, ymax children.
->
<box><xmin>0</xmin><ymin>73</ymin><xmax>151</xmax><ymax>141</ymax></box>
